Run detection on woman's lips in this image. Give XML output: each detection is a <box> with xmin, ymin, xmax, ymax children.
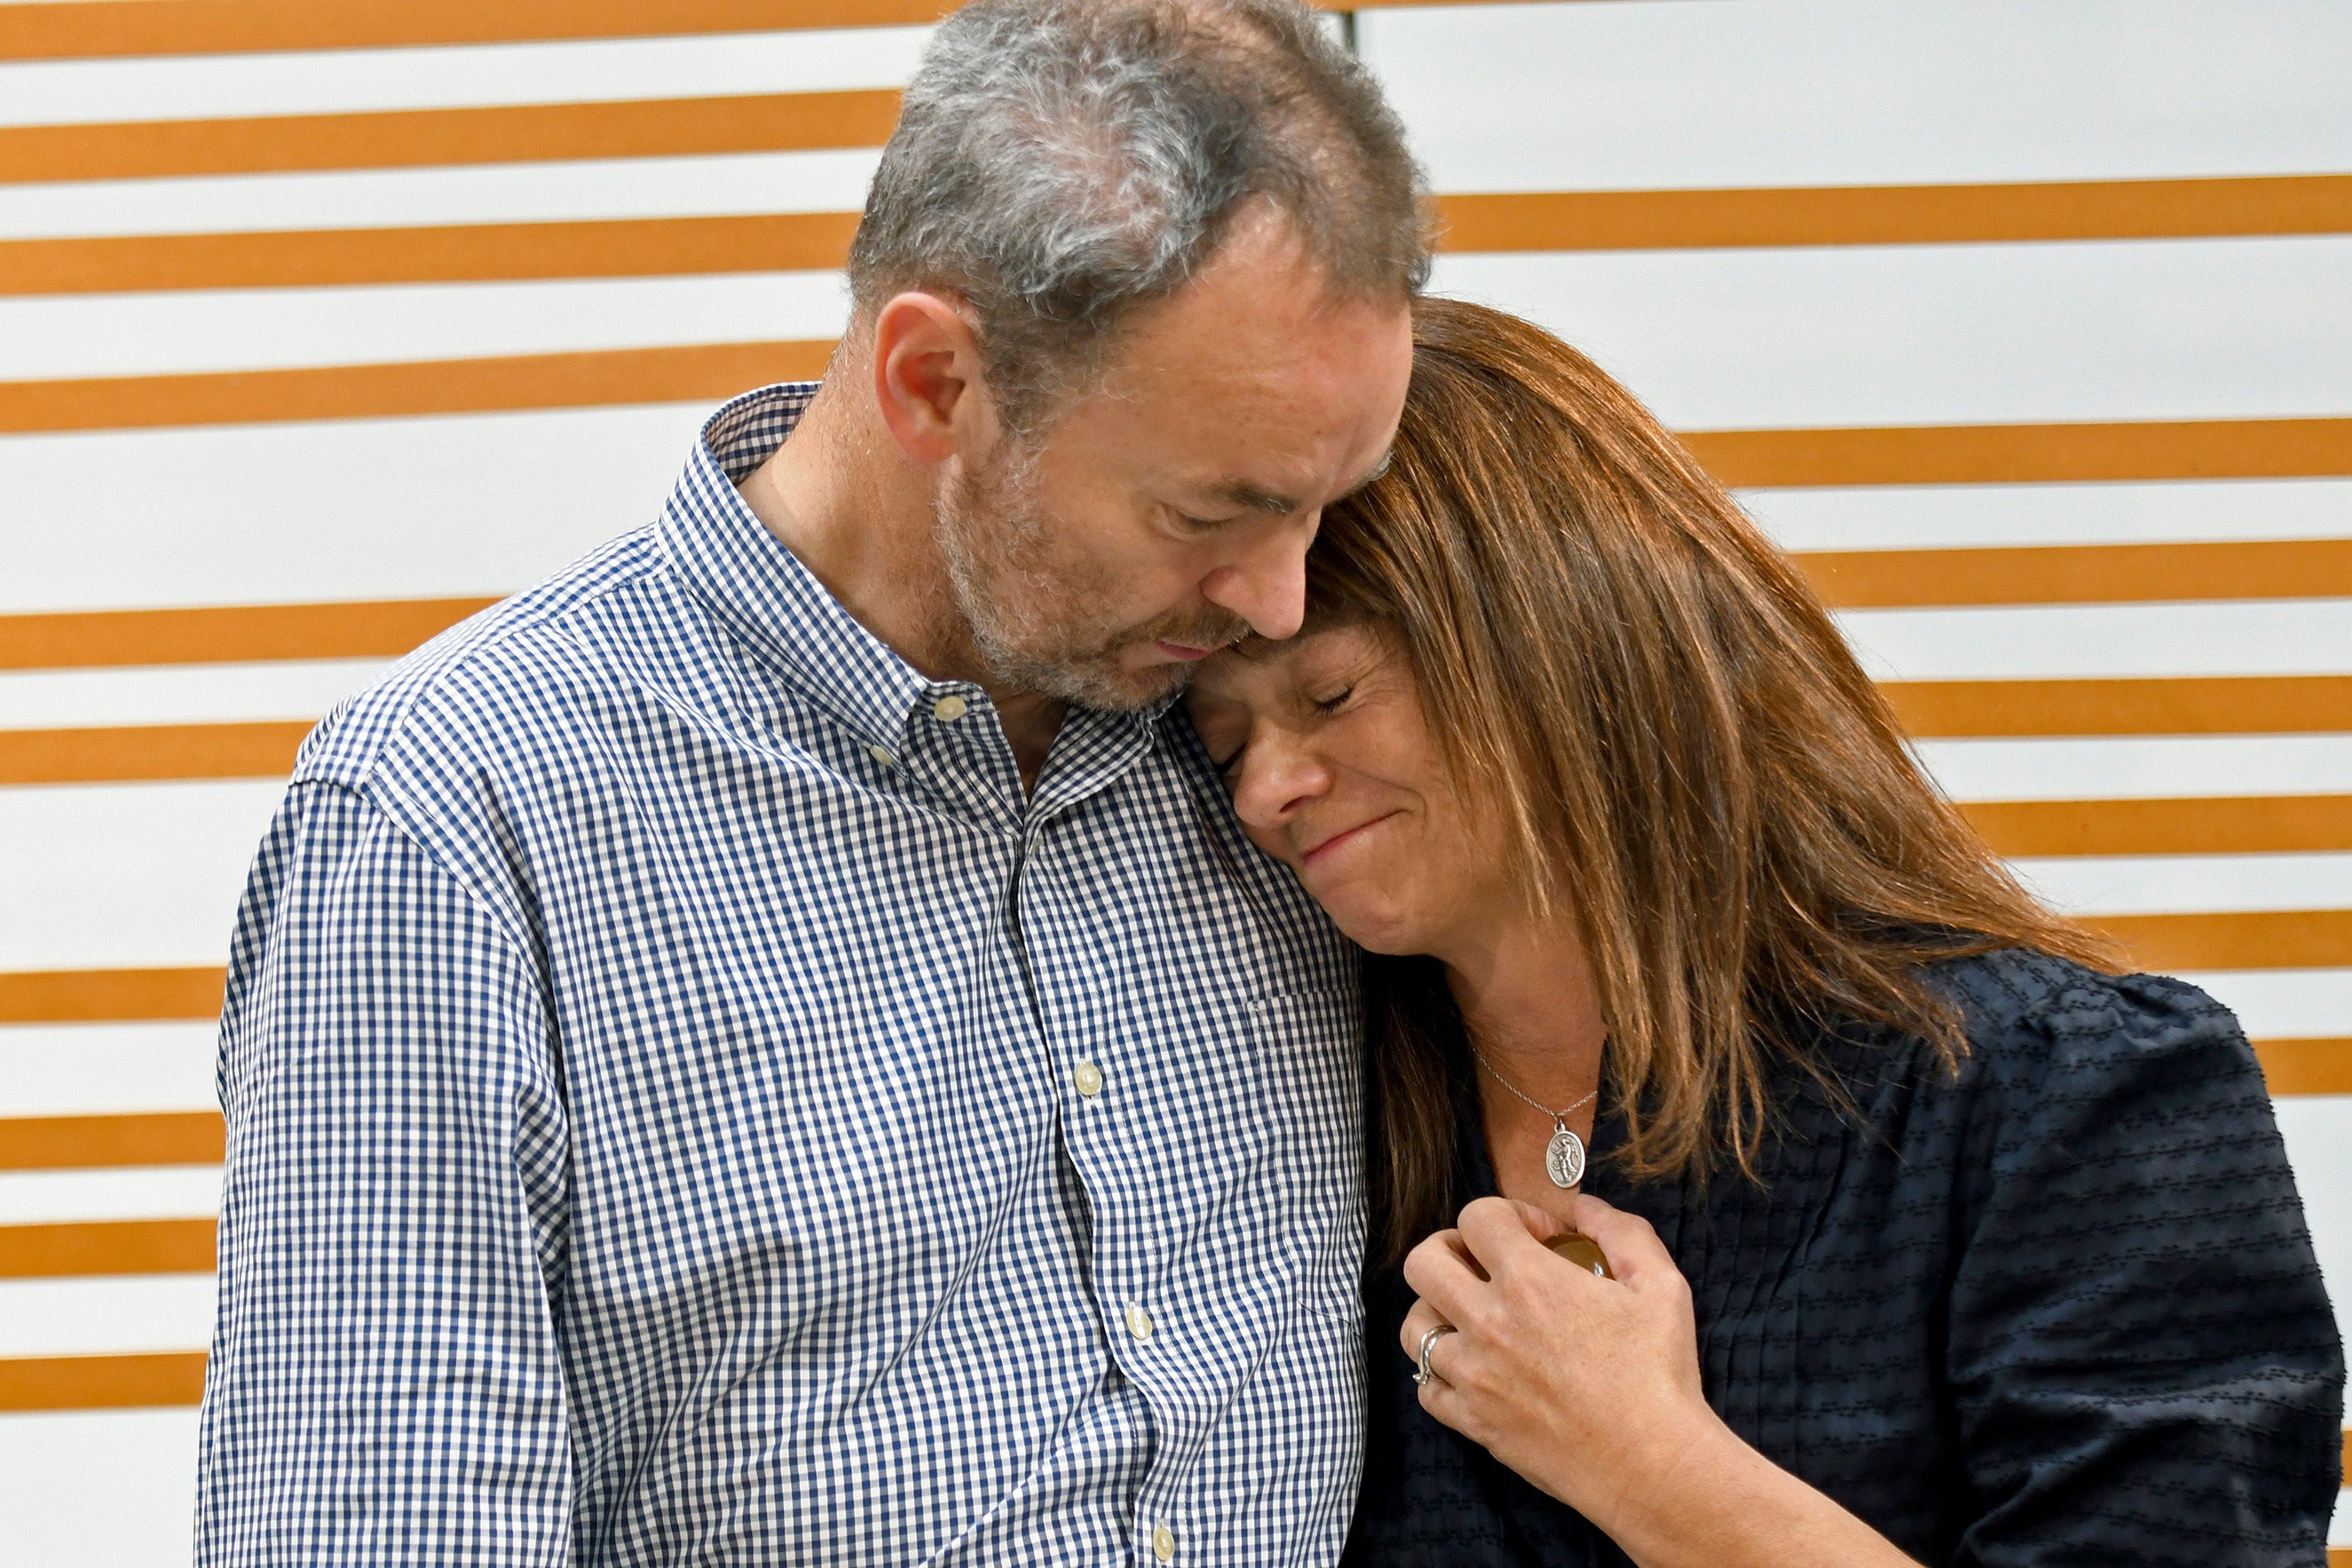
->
<box><xmin>1300</xmin><ymin>811</ymin><xmax>1400</xmax><ymax>866</ymax></box>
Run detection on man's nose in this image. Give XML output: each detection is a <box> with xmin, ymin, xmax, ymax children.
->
<box><xmin>1199</xmin><ymin>518</ymin><xmax>1312</xmax><ymax>642</ymax></box>
<box><xmin>1230</xmin><ymin>731</ymin><xmax>1330</xmax><ymax>834</ymax></box>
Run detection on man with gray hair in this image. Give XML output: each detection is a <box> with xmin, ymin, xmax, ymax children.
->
<box><xmin>196</xmin><ymin>0</ymin><xmax>1425</xmax><ymax>1561</ymax></box>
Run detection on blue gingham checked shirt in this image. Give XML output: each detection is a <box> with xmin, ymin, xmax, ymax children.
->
<box><xmin>198</xmin><ymin>383</ymin><xmax>1367</xmax><ymax>1565</ymax></box>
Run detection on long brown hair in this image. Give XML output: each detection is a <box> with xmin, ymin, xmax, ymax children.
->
<box><xmin>1314</xmin><ymin>296</ymin><xmax>2120</xmax><ymax>1266</ymax></box>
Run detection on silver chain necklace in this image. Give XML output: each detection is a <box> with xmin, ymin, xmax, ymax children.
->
<box><xmin>1470</xmin><ymin>1047</ymin><xmax>1599</xmax><ymax>1190</ymax></box>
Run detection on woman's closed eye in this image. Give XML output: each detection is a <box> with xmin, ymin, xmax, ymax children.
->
<box><xmin>1308</xmin><ymin>684</ymin><xmax>1356</xmax><ymax>716</ymax></box>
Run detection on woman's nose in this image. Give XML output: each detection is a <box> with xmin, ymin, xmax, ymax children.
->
<box><xmin>1230</xmin><ymin>734</ymin><xmax>1330</xmax><ymax>831</ymax></box>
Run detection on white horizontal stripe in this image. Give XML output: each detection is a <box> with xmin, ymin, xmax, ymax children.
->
<box><xmin>7</xmin><ymin>237</ymin><xmax>2343</xmax><ymax>423</ymax></box>
<box><xmin>2174</xmin><ymin>969</ymin><xmax>2352</xmax><ymax>1042</ymax></box>
<box><xmin>1915</xmin><ymin>737</ymin><xmax>2352</xmax><ymax>803</ymax></box>
<box><xmin>2335</xmin><ymin>1490</ymin><xmax>2352</xmax><ymax>1549</ymax></box>
<box><xmin>0</xmin><ymin>662</ymin><xmax>384</xmax><ymax>729</ymax></box>
<box><xmin>0</xmin><ymin>783</ymin><xmax>284</xmax><ymax>973</ymax></box>
<box><xmin>1745</xmin><ymin>478</ymin><xmax>2352</xmax><ymax>554</ymax></box>
<box><xmin>2005</xmin><ymin>850</ymin><xmax>2352</xmax><ymax>918</ymax></box>
<box><xmin>0</xmin><ymin>148</ymin><xmax>885</xmax><ymax>241</ymax></box>
<box><xmin>0</xmin><ymin>406</ymin><xmax>700</xmax><ymax>615</ymax></box>
<box><xmin>1429</xmin><ymin>235</ymin><xmax>2352</xmax><ymax>429</ymax></box>
<box><xmin>0</xmin><ymin>1411</ymin><xmax>198</xmax><ymax>1568</ymax></box>
<box><xmin>1363</xmin><ymin>0</ymin><xmax>2352</xmax><ymax>192</ymax></box>
<box><xmin>0</xmin><ymin>1027</ymin><xmax>218</xmax><ymax>1120</ymax></box>
<box><xmin>0</xmin><ymin>1276</ymin><xmax>214</xmax><ymax>1360</ymax></box>
<box><xmin>1834</xmin><ymin>599</ymin><xmax>2352</xmax><ymax>682</ymax></box>
<box><xmin>0</xmin><ymin>1167</ymin><xmax>221</xmax><ymax>1225</ymax></box>
<box><xmin>2271</xmin><ymin>1096</ymin><xmax>2352</xmax><ymax>1389</ymax></box>
<box><xmin>0</xmin><ymin>28</ymin><xmax>932</xmax><ymax>128</ymax></box>
<box><xmin>0</xmin><ymin>271</ymin><xmax>853</xmax><ymax>380</ymax></box>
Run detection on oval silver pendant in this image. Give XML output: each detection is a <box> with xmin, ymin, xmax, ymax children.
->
<box><xmin>1544</xmin><ymin>1125</ymin><xmax>1586</xmax><ymax>1189</ymax></box>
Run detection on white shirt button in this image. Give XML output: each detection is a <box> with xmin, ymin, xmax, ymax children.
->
<box><xmin>1152</xmin><ymin>1524</ymin><xmax>1176</xmax><ymax>1563</ymax></box>
<box><xmin>866</xmin><ymin>745</ymin><xmax>896</xmax><ymax>768</ymax></box>
<box><xmin>931</xmin><ymin>695</ymin><xmax>968</xmax><ymax>722</ymax></box>
<box><xmin>1073</xmin><ymin>1060</ymin><xmax>1104</xmax><ymax>1098</ymax></box>
<box><xmin>1125</xmin><ymin>1301</ymin><xmax>1154</xmax><ymax>1341</ymax></box>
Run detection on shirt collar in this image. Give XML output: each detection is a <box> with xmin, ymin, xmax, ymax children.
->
<box><xmin>658</xmin><ymin>382</ymin><xmax>935</xmax><ymax>753</ymax></box>
<box><xmin>657</xmin><ymin>382</ymin><xmax>1176</xmax><ymax>766</ymax></box>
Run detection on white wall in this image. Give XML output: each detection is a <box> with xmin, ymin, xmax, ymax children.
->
<box><xmin>1</xmin><ymin>1</ymin><xmax>2345</xmax><ymax>1558</ymax></box>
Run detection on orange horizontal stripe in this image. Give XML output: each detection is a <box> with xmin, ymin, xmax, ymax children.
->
<box><xmin>9</xmin><ymin>678</ymin><xmax>2349</xmax><ymax>792</ymax></box>
<box><xmin>0</xmin><ymin>0</ymin><xmax>1488</xmax><ymax>62</ymax></box>
<box><xmin>0</xmin><ymin>1113</ymin><xmax>224</xmax><ymax>1171</ymax></box>
<box><xmin>1795</xmin><ymin>539</ymin><xmax>2352</xmax><ymax>609</ymax></box>
<box><xmin>12</xmin><ymin>538</ymin><xmax>2349</xmax><ymax>675</ymax></box>
<box><xmin>0</xmin><ymin>340</ymin><xmax>835</xmax><ymax>434</ymax></box>
<box><xmin>1685</xmin><ymin>418</ymin><xmax>2352</xmax><ymax>488</ymax></box>
<box><xmin>1960</xmin><ymin>795</ymin><xmax>2352</xmax><ymax>858</ymax></box>
<box><xmin>7</xmin><ymin>1034</ymin><xmax>2350</xmax><ymax>1175</ymax></box>
<box><xmin>0</xmin><ymin>966</ymin><xmax>225</xmax><ymax>1024</ymax></box>
<box><xmin>0</xmin><ymin>91</ymin><xmax>902</xmax><ymax>185</ymax></box>
<box><xmin>0</xmin><ymin>346</ymin><xmax>2337</xmax><ymax>495</ymax></box>
<box><xmin>1436</xmin><ymin>176</ymin><xmax>2352</xmax><ymax>252</ymax></box>
<box><xmin>1882</xmin><ymin>676</ymin><xmax>2352</xmax><ymax>738</ymax></box>
<box><xmin>0</xmin><ymin>597</ymin><xmax>498</xmax><ymax>672</ymax></box>
<box><xmin>0</xmin><ymin>212</ymin><xmax>865</xmax><ymax>296</ymax></box>
<box><xmin>0</xmin><ymin>1217</ymin><xmax>217</xmax><ymax>1279</ymax></box>
<box><xmin>0</xmin><ymin>721</ymin><xmax>311</xmax><ymax>785</ymax></box>
<box><xmin>2255</xmin><ymin>1038</ymin><xmax>2352</xmax><ymax>1098</ymax></box>
<box><xmin>18</xmin><ymin>175</ymin><xmax>2348</xmax><ymax>297</ymax></box>
<box><xmin>2090</xmin><ymin>910</ymin><xmax>2352</xmax><ymax>973</ymax></box>
<box><xmin>0</xmin><ymin>1351</ymin><xmax>208</xmax><ymax>1413</ymax></box>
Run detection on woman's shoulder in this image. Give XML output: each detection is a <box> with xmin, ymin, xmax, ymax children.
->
<box><xmin>1907</xmin><ymin>945</ymin><xmax>2268</xmax><ymax>1113</ymax></box>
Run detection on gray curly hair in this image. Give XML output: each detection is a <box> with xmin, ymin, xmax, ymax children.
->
<box><xmin>846</xmin><ymin>0</ymin><xmax>1431</xmax><ymax>435</ymax></box>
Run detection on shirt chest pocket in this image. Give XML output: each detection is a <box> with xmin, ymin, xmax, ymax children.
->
<box><xmin>1249</xmin><ymin>988</ymin><xmax>1366</xmax><ymax>1325</ymax></box>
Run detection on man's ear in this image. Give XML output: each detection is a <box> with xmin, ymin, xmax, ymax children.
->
<box><xmin>869</xmin><ymin>291</ymin><xmax>991</xmax><ymax>466</ymax></box>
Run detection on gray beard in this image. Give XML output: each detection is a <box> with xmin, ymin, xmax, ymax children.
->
<box><xmin>931</xmin><ymin>449</ymin><xmax>1179</xmax><ymax>713</ymax></box>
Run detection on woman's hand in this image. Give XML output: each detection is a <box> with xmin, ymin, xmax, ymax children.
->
<box><xmin>1400</xmin><ymin>1193</ymin><xmax>1714</xmax><ymax>1528</ymax></box>
<box><xmin>1401</xmin><ymin>1194</ymin><xmax>1919</xmax><ymax>1568</ymax></box>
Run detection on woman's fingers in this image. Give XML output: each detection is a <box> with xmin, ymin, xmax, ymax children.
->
<box><xmin>1401</xmin><ymin>1227</ymin><xmax>1490</xmax><ymax>1325</ymax></box>
<box><xmin>1502</xmin><ymin>1196</ymin><xmax>1567</xmax><ymax>1242</ymax></box>
<box><xmin>1456</xmin><ymin>1194</ymin><xmax>1559</xmax><ymax>1282</ymax></box>
<box><xmin>1568</xmin><ymin>1192</ymin><xmax>1676</xmax><ymax>1288</ymax></box>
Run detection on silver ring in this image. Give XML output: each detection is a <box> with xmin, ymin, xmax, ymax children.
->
<box><xmin>1414</xmin><ymin>1323</ymin><xmax>1456</xmax><ymax>1389</ymax></box>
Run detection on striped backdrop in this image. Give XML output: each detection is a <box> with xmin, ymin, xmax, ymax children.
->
<box><xmin>0</xmin><ymin>0</ymin><xmax>2346</xmax><ymax>1560</ymax></box>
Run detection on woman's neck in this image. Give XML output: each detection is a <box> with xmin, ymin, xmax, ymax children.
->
<box><xmin>1439</xmin><ymin>905</ymin><xmax>1608</xmax><ymax>1222</ymax></box>
<box><xmin>1440</xmin><ymin>906</ymin><xmax>1606</xmax><ymax>1101</ymax></box>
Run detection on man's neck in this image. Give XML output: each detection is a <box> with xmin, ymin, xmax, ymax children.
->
<box><xmin>733</xmin><ymin>378</ymin><xmax>1066</xmax><ymax>790</ymax></box>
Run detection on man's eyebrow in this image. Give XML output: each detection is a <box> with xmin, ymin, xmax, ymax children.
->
<box><xmin>1193</xmin><ymin>445</ymin><xmax>1395</xmax><ymax>519</ymax></box>
<box><xmin>1196</xmin><ymin>479</ymin><xmax>1302</xmax><ymax>516</ymax></box>
<box><xmin>1335</xmin><ymin>445</ymin><xmax>1394</xmax><ymax>501</ymax></box>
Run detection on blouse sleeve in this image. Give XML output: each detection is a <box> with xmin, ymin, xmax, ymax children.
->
<box><xmin>1939</xmin><ymin>959</ymin><xmax>2343</xmax><ymax>1565</ymax></box>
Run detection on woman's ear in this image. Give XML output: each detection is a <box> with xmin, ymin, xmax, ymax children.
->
<box><xmin>868</xmin><ymin>291</ymin><xmax>992</xmax><ymax>466</ymax></box>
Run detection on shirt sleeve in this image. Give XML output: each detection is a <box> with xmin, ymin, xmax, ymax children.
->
<box><xmin>1942</xmin><ymin>965</ymin><xmax>2345</xmax><ymax>1566</ymax></box>
<box><xmin>196</xmin><ymin>781</ymin><xmax>573</xmax><ymax>1566</ymax></box>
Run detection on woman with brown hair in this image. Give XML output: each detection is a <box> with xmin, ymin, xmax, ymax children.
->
<box><xmin>1184</xmin><ymin>296</ymin><xmax>2342</xmax><ymax>1566</ymax></box>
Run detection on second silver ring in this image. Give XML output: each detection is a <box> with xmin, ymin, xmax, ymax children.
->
<box><xmin>1415</xmin><ymin>1322</ymin><xmax>1457</xmax><ymax>1389</ymax></box>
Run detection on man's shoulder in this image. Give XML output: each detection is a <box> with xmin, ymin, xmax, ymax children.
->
<box><xmin>296</xmin><ymin>526</ymin><xmax>677</xmax><ymax>794</ymax></box>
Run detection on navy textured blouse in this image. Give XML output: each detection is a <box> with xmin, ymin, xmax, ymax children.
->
<box><xmin>1343</xmin><ymin>950</ymin><xmax>2344</xmax><ymax>1566</ymax></box>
